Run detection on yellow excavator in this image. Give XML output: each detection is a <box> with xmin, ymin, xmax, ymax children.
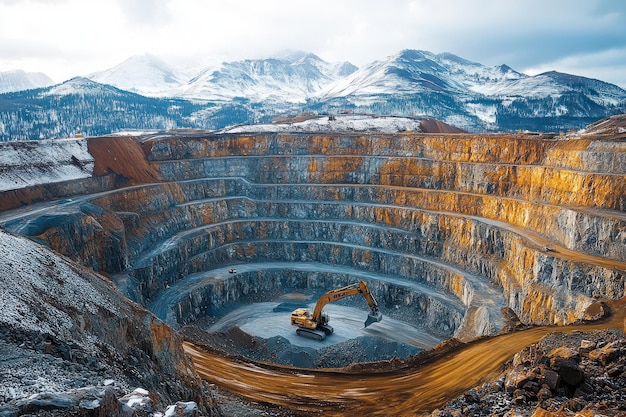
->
<box><xmin>290</xmin><ymin>281</ymin><xmax>382</xmax><ymax>340</ymax></box>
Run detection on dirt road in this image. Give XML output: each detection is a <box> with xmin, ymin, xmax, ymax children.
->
<box><xmin>184</xmin><ymin>298</ymin><xmax>625</xmax><ymax>416</ymax></box>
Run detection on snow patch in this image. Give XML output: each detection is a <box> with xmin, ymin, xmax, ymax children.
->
<box><xmin>221</xmin><ymin>115</ymin><xmax>423</xmax><ymax>134</ymax></box>
<box><xmin>0</xmin><ymin>230</ymin><xmax>118</xmax><ymax>353</ymax></box>
<box><xmin>121</xmin><ymin>387</ymin><xmax>152</xmax><ymax>408</ymax></box>
<box><xmin>466</xmin><ymin>103</ymin><xmax>497</xmax><ymax>124</ymax></box>
<box><xmin>0</xmin><ymin>138</ymin><xmax>94</xmax><ymax>191</ymax></box>
<box><xmin>109</xmin><ymin>129</ymin><xmax>160</xmax><ymax>137</ymax></box>
<box><xmin>164</xmin><ymin>401</ymin><xmax>197</xmax><ymax>417</ymax></box>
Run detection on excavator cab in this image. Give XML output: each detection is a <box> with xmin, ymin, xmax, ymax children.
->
<box><xmin>290</xmin><ymin>308</ymin><xmax>334</xmax><ymax>340</ymax></box>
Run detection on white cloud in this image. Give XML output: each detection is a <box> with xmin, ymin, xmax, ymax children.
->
<box><xmin>0</xmin><ymin>0</ymin><xmax>624</xmax><ymax>89</ymax></box>
<box><xmin>117</xmin><ymin>0</ymin><xmax>170</xmax><ymax>25</ymax></box>
<box><xmin>523</xmin><ymin>47</ymin><xmax>626</xmax><ymax>88</ymax></box>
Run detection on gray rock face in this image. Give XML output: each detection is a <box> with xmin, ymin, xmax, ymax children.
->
<box><xmin>0</xmin><ymin>130</ymin><xmax>625</xmax><ymax>416</ymax></box>
<box><xmin>16</xmin><ymin>393</ymin><xmax>76</xmax><ymax>413</ymax></box>
<box><xmin>1</xmin><ymin>132</ymin><xmax>625</xmax><ymax>345</ymax></box>
<box><xmin>0</xmin><ymin>230</ymin><xmax>220</xmax><ymax>415</ymax></box>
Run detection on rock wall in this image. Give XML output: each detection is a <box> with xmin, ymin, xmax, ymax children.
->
<box><xmin>0</xmin><ymin>229</ymin><xmax>218</xmax><ymax>414</ymax></box>
<box><xmin>1</xmin><ymin>131</ymin><xmax>624</xmax><ymax>341</ymax></box>
<box><xmin>166</xmin><ymin>269</ymin><xmax>464</xmax><ymax>339</ymax></box>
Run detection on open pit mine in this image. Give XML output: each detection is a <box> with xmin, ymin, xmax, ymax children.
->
<box><xmin>0</xmin><ymin>121</ymin><xmax>625</xmax><ymax>416</ymax></box>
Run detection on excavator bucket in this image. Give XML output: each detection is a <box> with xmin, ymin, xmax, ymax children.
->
<box><xmin>364</xmin><ymin>312</ymin><xmax>383</xmax><ymax>328</ymax></box>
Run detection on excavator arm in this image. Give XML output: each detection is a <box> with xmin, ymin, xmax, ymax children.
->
<box><xmin>290</xmin><ymin>280</ymin><xmax>382</xmax><ymax>340</ymax></box>
<box><xmin>311</xmin><ymin>281</ymin><xmax>381</xmax><ymax>327</ymax></box>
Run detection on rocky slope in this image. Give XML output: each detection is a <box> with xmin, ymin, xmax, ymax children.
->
<box><xmin>0</xmin><ymin>229</ymin><xmax>221</xmax><ymax>416</ymax></box>
<box><xmin>0</xmin><ymin>137</ymin><xmax>94</xmax><ymax>192</ymax></box>
<box><xmin>582</xmin><ymin>113</ymin><xmax>626</xmax><ymax>137</ymax></box>
<box><xmin>431</xmin><ymin>327</ymin><xmax>626</xmax><ymax>417</ymax></box>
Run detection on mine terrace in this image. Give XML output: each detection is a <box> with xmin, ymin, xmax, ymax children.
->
<box><xmin>0</xmin><ymin>117</ymin><xmax>625</xmax><ymax>416</ymax></box>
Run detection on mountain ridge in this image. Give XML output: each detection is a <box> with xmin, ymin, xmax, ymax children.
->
<box><xmin>0</xmin><ymin>69</ymin><xmax>55</xmax><ymax>94</ymax></box>
<box><xmin>89</xmin><ymin>53</ymin><xmax>186</xmax><ymax>96</ymax></box>
<box><xmin>0</xmin><ymin>49</ymin><xmax>625</xmax><ymax>138</ymax></box>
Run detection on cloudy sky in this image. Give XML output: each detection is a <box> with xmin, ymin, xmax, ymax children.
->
<box><xmin>1</xmin><ymin>0</ymin><xmax>625</xmax><ymax>88</ymax></box>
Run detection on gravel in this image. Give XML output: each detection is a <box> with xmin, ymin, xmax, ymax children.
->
<box><xmin>180</xmin><ymin>325</ymin><xmax>422</xmax><ymax>369</ymax></box>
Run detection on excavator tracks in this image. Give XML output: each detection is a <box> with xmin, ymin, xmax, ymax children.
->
<box><xmin>296</xmin><ymin>327</ymin><xmax>327</xmax><ymax>340</ymax></box>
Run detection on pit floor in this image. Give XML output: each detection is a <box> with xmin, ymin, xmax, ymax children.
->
<box><xmin>208</xmin><ymin>302</ymin><xmax>442</xmax><ymax>350</ymax></box>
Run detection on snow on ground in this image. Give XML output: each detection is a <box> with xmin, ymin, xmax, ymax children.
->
<box><xmin>0</xmin><ymin>229</ymin><xmax>117</xmax><ymax>353</ymax></box>
<box><xmin>109</xmin><ymin>129</ymin><xmax>161</xmax><ymax>137</ymax></box>
<box><xmin>0</xmin><ymin>138</ymin><xmax>94</xmax><ymax>191</ymax></box>
<box><xmin>220</xmin><ymin>115</ymin><xmax>424</xmax><ymax>134</ymax></box>
<box><xmin>465</xmin><ymin>103</ymin><xmax>497</xmax><ymax>125</ymax></box>
<box><xmin>163</xmin><ymin>401</ymin><xmax>198</xmax><ymax>417</ymax></box>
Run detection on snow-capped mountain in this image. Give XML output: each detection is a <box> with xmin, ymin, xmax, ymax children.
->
<box><xmin>86</xmin><ymin>52</ymin><xmax>357</xmax><ymax>103</ymax></box>
<box><xmin>313</xmin><ymin>49</ymin><xmax>626</xmax><ymax>130</ymax></box>
<box><xmin>42</xmin><ymin>76</ymin><xmax>130</xmax><ymax>97</ymax></box>
<box><xmin>486</xmin><ymin>70</ymin><xmax>626</xmax><ymax>105</ymax></box>
<box><xmin>89</xmin><ymin>53</ymin><xmax>186</xmax><ymax>96</ymax></box>
<box><xmin>0</xmin><ymin>69</ymin><xmax>54</xmax><ymax>93</ymax></box>
<box><xmin>1</xmin><ymin>49</ymin><xmax>625</xmax><ymax>139</ymax></box>
<box><xmin>176</xmin><ymin>52</ymin><xmax>357</xmax><ymax>103</ymax></box>
<box><xmin>316</xmin><ymin>50</ymin><xmax>524</xmax><ymax>99</ymax></box>
<box><xmin>0</xmin><ymin>77</ymin><xmax>208</xmax><ymax>141</ymax></box>
<box><xmin>80</xmin><ymin>49</ymin><xmax>626</xmax><ymax>124</ymax></box>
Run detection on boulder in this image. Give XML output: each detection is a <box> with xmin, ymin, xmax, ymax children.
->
<box><xmin>97</xmin><ymin>388</ymin><xmax>135</xmax><ymax>417</ymax></box>
<box><xmin>548</xmin><ymin>358</ymin><xmax>584</xmax><ymax>387</ymax></box>
<box><xmin>547</xmin><ymin>347</ymin><xmax>579</xmax><ymax>362</ymax></box>
<box><xmin>505</xmin><ymin>369</ymin><xmax>537</xmax><ymax>393</ymax></box>
<box><xmin>536</xmin><ymin>386</ymin><xmax>553</xmax><ymax>402</ymax></box>
<box><xmin>541</xmin><ymin>368</ymin><xmax>559</xmax><ymax>391</ymax></box>
<box><xmin>587</xmin><ymin>341</ymin><xmax>621</xmax><ymax>366</ymax></box>
<box><xmin>579</xmin><ymin>339</ymin><xmax>596</xmax><ymax>357</ymax></box>
<box><xmin>120</xmin><ymin>387</ymin><xmax>155</xmax><ymax>413</ymax></box>
<box><xmin>0</xmin><ymin>406</ymin><xmax>17</xmax><ymax>417</ymax></box>
<box><xmin>582</xmin><ymin>301</ymin><xmax>608</xmax><ymax>321</ymax></box>
<box><xmin>164</xmin><ymin>401</ymin><xmax>198</xmax><ymax>417</ymax></box>
<box><xmin>16</xmin><ymin>392</ymin><xmax>76</xmax><ymax>414</ymax></box>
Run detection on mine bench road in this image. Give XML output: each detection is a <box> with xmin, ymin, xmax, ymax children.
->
<box><xmin>2</xmin><ymin>177</ymin><xmax>624</xmax><ymax>273</ymax></box>
<box><xmin>153</xmin><ymin>152</ymin><xmax>626</xmax><ymax>177</ymax></box>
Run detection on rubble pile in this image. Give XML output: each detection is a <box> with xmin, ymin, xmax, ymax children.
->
<box><xmin>432</xmin><ymin>329</ymin><xmax>626</xmax><ymax>417</ymax></box>
<box><xmin>180</xmin><ymin>325</ymin><xmax>421</xmax><ymax>369</ymax></box>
